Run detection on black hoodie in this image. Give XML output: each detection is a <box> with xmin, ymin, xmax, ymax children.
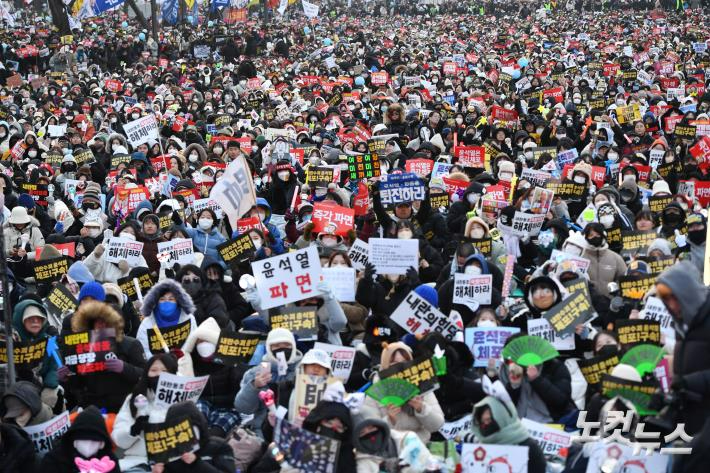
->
<box><xmin>0</xmin><ymin>423</ymin><xmax>39</xmax><ymax>473</ymax></box>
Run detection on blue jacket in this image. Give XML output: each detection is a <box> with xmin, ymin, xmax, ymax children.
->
<box><xmin>184</xmin><ymin>225</ymin><xmax>227</xmax><ymax>266</ymax></box>
<box><xmin>231</xmin><ymin>197</ymin><xmax>285</xmax><ymax>256</ymax></box>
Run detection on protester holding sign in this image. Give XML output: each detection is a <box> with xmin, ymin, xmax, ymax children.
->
<box><xmin>4</xmin><ymin>205</ymin><xmax>45</xmax><ymax>279</ymax></box>
<box><xmin>85</xmin><ymin>222</ymin><xmax>149</xmax><ymax>283</ymax></box>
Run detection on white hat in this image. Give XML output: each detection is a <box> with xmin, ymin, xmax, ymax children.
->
<box><xmin>8</xmin><ymin>207</ymin><xmax>31</xmax><ymax>225</ymax></box>
<box><xmin>610</xmin><ymin>363</ymin><xmax>642</xmax><ymax>383</ymax></box>
<box><xmin>301</xmin><ymin>349</ymin><xmax>332</xmax><ymax>371</ymax></box>
<box><xmin>652</xmin><ymin>180</ymin><xmax>671</xmax><ymax>196</ymax></box>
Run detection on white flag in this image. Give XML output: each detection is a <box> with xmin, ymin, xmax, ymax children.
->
<box><xmin>210</xmin><ymin>156</ymin><xmax>256</xmax><ymax>228</ymax></box>
<box><xmin>301</xmin><ymin>0</ymin><xmax>319</xmax><ymax>18</ymax></box>
<box><xmin>278</xmin><ymin>0</ymin><xmax>288</xmax><ymax>15</ymax></box>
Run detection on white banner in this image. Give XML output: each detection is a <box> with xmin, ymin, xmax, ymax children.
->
<box><xmin>193</xmin><ymin>198</ymin><xmax>223</xmax><ymax>219</ymax></box>
<box><xmin>453</xmin><ymin>274</ymin><xmax>493</xmax><ymax>311</ymax></box>
<box><xmin>314</xmin><ymin>342</ymin><xmax>356</xmax><ymax>380</ymax></box>
<box><xmin>123</xmin><ymin>114</ymin><xmax>160</xmax><ymax>147</ymax></box>
<box><xmin>23</xmin><ymin>411</ymin><xmax>71</xmax><ymax>453</ymax></box>
<box><xmin>252</xmin><ymin>246</ymin><xmax>323</xmax><ymax>310</ymax></box>
<box><xmin>368</xmin><ymin>238</ymin><xmax>419</xmax><ymax>275</ymax></box>
<box><xmin>526</xmin><ymin>318</ymin><xmax>575</xmax><ymax>351</ymax></box>
<box><xmin>322</xmin><ymin>267</ymin><xmax>356</xmax><ymax>302</ymax></box>
<box><xmin>521</xmin><ymin>418</ymin><xmax>573</xmax><ymax>458</ymax></box>
<box><xmin>157</xmin><ymin>238</ymin><xmax>195</xmax><ymax>266</ymax></box>
<box><xmin>278</xmin><ymin>0</ymin><xmax>288</xmax><ymax>14</ymax></box>
<box><xmin>302</xmin><ymin>0</ymin><xmax>319</xmax><ymax>18</ymax></box>
<box><xmin>390</xmin><ymin>290</ymin><xmax>459</xmax><ymax>340</ymax></box>
<box><xmin>439</xmin><ymin>415</ymin><xmax>473</xmax><ymax>440</ymax></box>
<box><xmin>210</xmin><ymin>156</ymin><xmax>257</xmax><ymax>228</ymax></box>
<box><xmin>347</xmin><ymin>238</ymin><xmax>369</xmax><ymax>271</ymax></box>
<box><xmin>155</xmin><ymin>372</ymin><xmax>210</xmax><ymax>409</ymax></box>
<box><xmin>105</xmin><ymin>236</ymin><xmax>144</xmax><ymax>266</ymax></box>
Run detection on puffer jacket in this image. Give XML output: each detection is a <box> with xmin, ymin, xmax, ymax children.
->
<box><xmin>84</xmin><ymin>245</ymin><xmax>149</xmax><ymax>283</ymax></box>
<box><xmin>581</xmin><ymin>240</ymin><xmax>627</xmax><ymax>297</ymax></box>
<box><xmin>111</xmin><ymin>391</ymin><xmax>168</xmax><ymax>470</ymax></box>
<box><xmin>3</xmin><ymin>216</ymin><xmax>44</xmax><ymax>259</ymax></box>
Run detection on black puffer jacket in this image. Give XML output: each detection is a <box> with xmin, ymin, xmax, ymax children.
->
<box><xmin>0</xmin><ymin>423</ymin><xmax>39</xmax><ymax>473</ymax></box>
<box><xmin>192</xmin><ymin>355</ymin><xmax>248</xmax><ymax>408</ymax></box>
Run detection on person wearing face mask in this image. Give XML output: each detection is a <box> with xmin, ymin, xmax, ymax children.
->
<box><xmin>247</xmin><ymin>227</ymin><xmax>286</xmax><ymax>260</ymax></box>
<box><xmin>446</xmin><ymin>181</ymin><xmax>486</xmax><ymax>234</ymax></box>
<box><xmin>59</xmin><ymin>301</ymin><xmax>146</xmax><ymax>414</ymax></box>
<box><xmin>1</xmin><ymin>381</ymin><xmax>53</xmax><ymax>429</ymax></box>
<box><xmin>394</xmin><ymin>220</ymin><xmax>443</xmax><ymax>284</ymax></box>
<box><xmin>261</xmin><ymin>160</ymin><xmax>301</xmax><ymax>238</ymax></box>
<box><xmin>234</xmin><ymin>200</ymin><xmax>285</xmax><ymax>256</ymax></box>
<box><xmin>464</xmin><ymin>216</ymin><xmax>507</xmax><ymax>272</ymax></box>
<box><xmin>4</xmin><ymin>206</ymin><xmax>45</xmax><ymax>280</ymax></box>
<box><xmin>0</xmin><ymin>394</ymin><xmax>40</xmax><ymax>473</ymax></box>
<box><xmin>176</xmin><ymin>318</ymin><xmax>245</xmax><ymax>439</ymax></box>
<box><xmin>185</xmin><ymin>142</ymin><xmax>207</xmax><ymax>167</ymax></box>
<box><xmin>596</xmin><ymin>203</ymin><xmax>624</xmax><ymax>253</ymax></box>
<box><xmin>234</xmin><ymin>328</ymin><xmax>303</xmax><ymax>438</ymax></box>
<box><xmin>594</xmin><ymin>185</ymin><xmax>636</xmax><ymax>226</ymax></box>
<box><xmin>112</xmin><ymin>353</ymin><xmax>179</xmax><ymax>472</ymax></box>
<box><xmin>677</xmin><ymin>212</ymin><xmax>706</xmax><ymax>274</ymax></box>
<box><xmin>176</xmin><ymin>265</ymin><xmax>228</xmax><ymax>327</ymax></box>
<box><xmin>135</xmin><ymin>278</ymin><xmax>198</xmax><ymax>359</ymax></box>
<box><xmin>40</xmin><ymin>405</ymin><xmax>120</xmax><ymax>473</ymax></box>
<box><xmin>16</xmin><ymin>192</ymin><xmax>53</xmax><ymax>238</ymax></box>
<box><xmin>0</xmin><ymin>121</ymin><xmax>11</xmax><ymax>153</ymax></box>
<box><xmin>136</xmin><ymin>213</ymin><xmax>165</xmax><ymax>277</ymax></box>
<box><xmin>581</xmin><ymin>223</ymin><xmax>627</xmax><ymax>298</ymax></box>
<box><xmin>181</xmin><ymin>208</ymin><xmax>227</xmax><ymax>268</ymax></box>
<box><xmin>658</xmin><ymin>202</ymin><xmax>687</xmax><ymax>243</ymax></box>
<box><xmin>85</xmin><ymin>223</ymin><xmax>149</xmax><ymax>283</ymax></box>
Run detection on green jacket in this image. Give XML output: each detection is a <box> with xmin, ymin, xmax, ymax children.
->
<box><xmin>12</xmin><ymin>299</ymin><xmax>58</xmax><ymax>389</ymax></box>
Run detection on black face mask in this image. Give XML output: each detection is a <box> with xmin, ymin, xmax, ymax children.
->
<box><xmin>358</xmin><ymin>429</ymin><xmax>386</xmax><ymax>454</ymax></box>
<box><xmin>689</xmin><ymin>229</ymin><xmax>706</xmax><ymax>245</ymax></box>
<box><xmin>182</xmin><ymin>281</ymin><xmax>202</xmax><ymax>297</ymax></box>
<box><xmin>317</xmin><ymin>425</ymin><xmax>345</xmax><ymax>441</ymax></box>
<box><xmin>586</xmin><ymin>236</ymin><xmax>604</xmax><ymax>247</ymax></box>
<box><xmin>664</xmin><ymin>213</ymin><xmax>682</xmax><ymax>227</ymax></box>
<box><xmin>146</xmin><ymin>376</ymin><xmax>159</xmax><ymax>390</ymax></box>
<box><xmin>597</xmin><ymin>344</ymin><xmax>619</xmax><ymax>358</ymax></box>
<box><xmin>271</xmin><ymin>347</ymin><xmax>292</xmax><ymax>361</ymax></box>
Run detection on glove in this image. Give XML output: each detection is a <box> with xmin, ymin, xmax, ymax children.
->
<box><xmin>118</xmin><ymin>260</ymin><xmax>129</xmax><ymax>273</ymax></box>
<box><xmin>104</xmin><ymin>358</ymin><xmax>124</xmax><ymax>373</ymax></box>
<box><xmin>53</xmin><ymin>221</ymin><xmax>64</xmax><ymax>233</ymax></box>
<box><xmin>363</xmin><ymin>262</ymin><xmax>377</xmax><ymax>279</ymax></box>
<box><xmin>406</xmin><ymin>266</ymin><xmax>420</xmax><ymax>286</ymax></box>
<box><xmin>57</xmin><ymin>365</ymin><xmax>72</xmax><ymax>383</ymax></box>
<box><xmin>316</xmin><ymin>280</ymin><xmax>335</xmax><ymax>301</ymax></box>
<box><xmin>245</xmin><ymin>287</ymin><xmax>263</xmax><ymax>310</ymax></box>
<box><xmin>674</xmin><ymin>229</ymin><xmax>687</xmax><ymax>248</ymax></box>
<box><xmin>130</xmin><ymin>415</ymin><xmax>149</xmax><ymax>436</ymax></box>
<box><xmin>284</xmin><ymin>208</ymin><xmax>296</xmax><ymax>222</ymax></box>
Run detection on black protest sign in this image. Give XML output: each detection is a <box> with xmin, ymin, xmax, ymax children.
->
<box><xmin>379</xmin><ymin>356</ymin><xmax>439</xmax><ymax>394</ymax></box>
<box><xmin>145</xmin><ymin>416</ymin><xmax>198</xmax><ymax>464</ymax></box>
<box><xmin>159</xmin><ymin>213</ymin><xmax>173</xmax><ymax>231</ymax></box>
<box><xmin>110</xmin><ymin>153</ymin><xmax>132</xmax><ymax>168</ymax></box>
<box><xmin>648</xmin><ymin>256</ymin><xmax>674</xmax><ymax>274</ymax></box>
<box><xmin>214</xmin><ymin>114</ymin><xmax>231</xmax><ymax>128</ymax></box>
<box><xmin>649</xmin><ymin>195</ymin><xmax>673</xmax><ymax>214</ymax></box>
<box><xmin>578</xmin><ymin>352</ymin><xmax>620</xmax><ymax>385</ymax></box>
<box><xmin>117</xmin><ymin>268</ymin><xmax>155</xmax><ymax>302</ymax></box>
<box><xmin>429</xmin><ymin>191</ymin><xmax>450</xmax><ymax>211</ymax></box>
<box><xmin>620</xmin><ymin>230</ymin><xmax>658</xmax><ymax>257</ymax></box>
<box><xmin>460</xmin><ymin>236</ymin><xmax>492</xmax><ymax>257</ymax></box>
<box><xmin>60</xmin><ymin>329</ymin><xmax>116</xmax><ymax>375</ymax></box>
<box><xmin>307</xmin><ymin>166</ymin><xmax>335</xmax><ymax>187</ymax></box>
<box><xmin>618</xmin><ymin>274</ymin><xmax>656</xmax><ymax>300</ymax></box>
<box><xmin>33</xmin><ymin>256</ymin><xmax>69</xmax><ymax>283</ymax></box>
<box><xmin>606</xmin><ymin>226</ymin><xmax>622</xmax><ymax>247</ymax></box>
<box><xmin>544</xmin><ymin>181</ymin><xmax>585</xmax><ymax>200</ymax></box>
<box><xmin>367</xmin><ymin>138</ymin><xmax>388</xmax><ymax>155</ymax></box>
<box><xmin>327</xmin><ymin>92</ymin><xmax>343</xmax><ymax>107</ymax></box>
<box><xmin>347</xmin><ymin>153</ymin><xmax>381</xmax><ymax>180</ymax></box>
<box><xmin>217</xmin><ymin>234</ymin><xmax>255</xmax><ymax>266</ymax></box>
<box><xmin>270</xmin><ymin>306</ymin><xmax>318</xmax><ymax>341</ymax></box>
<box><xmin>275</xmin><ymin>418</ymin><xmax>340</xmax><ymax>473</ymax></box>
<box><xmin>544</xmin><ymin>290</ymin><xmax>593</xmax><ymax>335</ymax></box>
<box><xmin>45</xmin><ymin>150</ymin><xmax>64</xmax><ymax>167</ymax></box>
<box><xmin>615</xmin><ymin>319</ymin><xmax>661</xmax><ymax>350</ymax></box>
<box><xmin>562</xmin><ymin>278</ymin><xmax>589</xmax><ymax>298</ymax></box>
<box><xmin>0</xmin><ymin>339</ymin><xmax>47</xmax><ymax>368</ymax></box>
<box><xmin>214</xmin><ymin>331</ymin><xmax>261</xmax><ymax>365</ymax></box>
<box><xmin>44</xmin><ymin>285</ymin><xmax>78</xmax><ymax>320</ymax></box>
<box><xmin>674</xmin><ymin>124</ymin><xmax>696</xmax><ymax>139</ymax></box>
<box><xmin>20</xmin><ymin>183</ymin><xmax>49</xmax><ymax>207</ymax></box>
<box><xmin>656</xmin><ymin>161</ymin><xmax>682</xmax><ymax>179</ymax></box>
<box><xmin>73</xmin><ymin>148</ymin><xmax>95</xmax><ymax>166</ymax></box>
<box><xmin>148</xmin><ymin>320</ymin><xmax>192</xmax><ymax>354</ymax></box>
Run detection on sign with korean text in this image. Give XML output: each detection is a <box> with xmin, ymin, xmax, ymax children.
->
<box><xmin>0</xmin><ymin>339</ymin><xmax>47</xmax><ymax>368</ymax></box>
<box><xmin>270</xmin><ymin>306</ymin><xmax>318</xmax><ymax>341</ymax></box>
<box><xmin>321</xmin><ymin>267</ymin><xmax>356</xmax><ymax>302</ymax></box>
<box><xmin>521</xmin><ymin>418</ymin><xmax>572</xmax><ymax>458</ymax></box>
<box><xmin>347</xmin><ymin>238</ymin><xmax>369</xmax><ymax>271</ymax></box>
<box><xmin>453</xmin><ymin>274</ymin><xmax>493</xmax><ymax>311</ymax></box>
<box><xmin>391</xmin><ymin>290</ymin><xmax>459</xmax><ymax>340</ymax></box>
<box><xmin>311</xmin><ymin>202</ymin><xmax>355</xmax><ymax>235</ymax></box>
<box><xmin>378</xmin><ymin>173</ymin><xmax>426</xmax><ymax>205</ymax></box>
<box><xmin>148</xmin><ymin>320</ymin><xmax>192</xmax><ymax>354</ymax></box>
<box><xmin>313</xmin><ymin>342</ymin><xmax>356</xmax><ymax>380</ymax></box>
<box><xmin>124</xmin><ymin>115</ymin><xmax>160</xmax><ymax>147</ymax></box>
<box><xmin>368</xmin><ymin>238</ymin><xmax>419</xmax><ymax>275</ymax></box>
<box><xmin>61</xmin><ymin>329</ymin><xmax>116</xmax><ymax>375</ymax></box>
<box><xmin>307</xmin><ymin>166</ymin><xmax>336</xmax><ymax>187</ymax></box>
<box><xmin>578</xmin><ymin>352</ymin><xmax>620</xmax><ymax>385</ymax></box>
<box><xmin>379</xmin><ymin>356</ymin><xmax>439</xmax><ymax>394</ymax></box>
<box><xmin>615</xmin><ymin>319</ymin><xmax>661</xmax><ymax>350</ymax></box>
<box><xmin>33</xmin><ymin>256</ymin><xmax>69</xmax><ymax>283</ymax></box>
<box><xmin>145</xmin><ymin>416</ymin><xmax>199</xmax><ymax>463</ymax></box>
<box><xmin>154</xmin><ymin>372</ymin><xmax>209</xmax><ymax>408</ymax></box>
<box><xmin>619</xmin><ymin>274</ymin><xmax>657</xmax><ymax>300</ymax></box>
<box><xmin>544</xmin><ymin>290</ymin><xmax>593</xmax><ymax>335</ymax></box>
<box><xmin>620</xmin><ymin>230</ymin><xmax>658</xmax><ymax>257</ymax></box>
<box><xmin>44</xmin><ymin>285</ymin><xmax>78</xmax><ymax>320</ymax></box>
<box><xmin>105</xmin><ymin>236</ymin><xmax>144</xmax><ymax>266</ymax></box>
<box><xmin>465</xmin><ymin>327</ymin><xmax>520</xmax><ymax>367</ymax></box>
<box><xmin>347</xmin><ymin>153</ymin><xmax>381</xmax><ymax>180</ymax></box>
<box><xmin>118</xmin><ymin>268</ymin><xmax>155</xmax><ymax>302</ymax></box>
<box><xmin>217</xmin><ymin>234</ymin><xmax>255</xmax><ymax>266</ymax></box>
<box><xmin>527</xmin><ymin>318</ymin><xmax>575</xmax><ymax>351</ymax></box>
<box><xmin>157</xmin><ymin>238</ymin><xmax>195</xmax><ymax>266</ymax></box>
<box><xmin>455</xmin><ymin>146</ymin><xmax>485</xmax><ymax>168</ymax></box>
<box><xmin>214</xmin><ymin>331</ymin><xmax>261</xmax><ymax>365</ymax></box>
<box><xmin>23</xmin><ymin>412</ymin><xmax>71</xmax><ymax>454</ymax></box>
<box><xmin>253</xmin><ymin>246</ymin><xmax>322</xmax><ymax>309</ymax></box>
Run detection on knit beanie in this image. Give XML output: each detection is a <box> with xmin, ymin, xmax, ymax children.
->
<box><xmin>82</xmin><ymin>182</ymin><xmax>102</xmax><ymax>206</ymax></box>
<box><xmin>17</xmin><ymin>193</ymin><xmax>35</xmax><ymax>209</ymax></box>
<box><xmin>68</xmin><ymin>261</ymin><xmax>94</xmax><ymax>285</ymax></box>
<box><xmin>78</xmin><ymin>281</ymin><xmax>106</xmax><ymax>302</ymax></box>
<box><xmin>414</xmin><ymin>284</ymin><xmax>439</xmax><ymax>307</ymax></box>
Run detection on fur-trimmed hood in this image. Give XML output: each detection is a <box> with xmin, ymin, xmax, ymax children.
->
<box><xmin>108</xmin><ymin>132</ymin><xmax>128</xmax><ymax>150</ymax></box>
<box><xmin>71</xmin><ymin>301</ymin><xmax>126</xmax><ymax>342</ymax></box>
<box><xmin>184</xmin><ymin>143</ymin><xmax>207</xmax><ymax>162</ymax></box>
<box><xmin>140</xmin><ymin>278</ymin><xmax>196</xmax><ymax>319</ymax></box>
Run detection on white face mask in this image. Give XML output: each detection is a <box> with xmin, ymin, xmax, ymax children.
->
<box><xmin>600</xmin><ymin>215</ymin><xmax>615</xmax><ymax>228</ymax></box>
<box><xmin>252</xmin><ymin>238</ymin><xmax>263</xmax><ymax>249</ymax></box>
<box><xmin>573</xmin><ymin>175</ymin><xmax>586</xmax><ymax>184</ymax></box>
<box><xmin>524</xmin><ymin>150</ymin><xmax>533</xmax><ymax>159</ymax></box>
<box><xmin>28</xmin><ymin>150</ymin><xmax>37</xmax><ymax>158</ymax></box>
<box><xmin>398</xmin><ymin>230</ymin><xmax>413</xmax><ymax>239</ymax></box>
<box><xmin>196</xmin><ymin>341</ymin><xmax>216</xmax><ymax>357</ymax></box>
<box><xmin>119</xmin><ymin>232</ymin><xmax>135</xmax><ymax>241</ymax></box>
<box><xmin>499</xmin><ymin>172</ymin><xmax>513</xmax><ymax>181</ymax></box>
<box><xmin>198</xmin><ymin>218</ymin><xmax>213</xmax><ymax>230</ymax></box>
<box><xmin>467</xmin><ymin>193</ymin><xmax>479</xmax><ymax>205</ymax></box>
<box><xmin>477</xmin><ymin>319</ymin><xmax>497</xmax><ymax>328</ymax></box>
<box><xmin>607</xmin><ymin>152</ymin><xmax>619</xmax><ymax>162</ymax></box>
<box><xmin>277</xmin><ymin>171</ymin><xmax>290</xmax><ymax>180</ymax></box>
<box><xmin>309</xmin><ymin>157</ymin><xmax>320</xmax><ymax>166</ymax></box>
<box><xmin>464</xmin><ymin>265</ymin><xmax>482</xmax><ymax>275</ymax></box>
<box><xmin>321</xmin><ymin>236</ymin><xmax>338</xmax><ymax>247</ymax></box>
<box><xmin>330</xmin><ymin>263</ymin><xmax>348</xmax><ymax>268</ymax></box>
<box><xmin>189</xmin><ymin>153</ymin><xmax>199</xmax><ymax>162</ymax></box>
<box><xmin>213</xmin><ymin>147</ymin><xmax>223</xmax><ymax>154</ymax></box>
<box><xmin>455</xmin><ymin>117</ymin><xmax>464</xmax><ymax>125</ymax></box>
<box><xmin>470</xmin><ymin>228</ymin><xmax>485</xmax><ymax>239</ymax></box>
<box><xmin>74</xmin><ymin>439</ymin><xmax>104</xmax><ymax>458</ymax></box>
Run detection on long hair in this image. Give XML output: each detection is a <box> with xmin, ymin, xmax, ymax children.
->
<box><xmin>128</xmin><ymin>352</ymin><xmax>178</xmax><ymax>417</ymax></box>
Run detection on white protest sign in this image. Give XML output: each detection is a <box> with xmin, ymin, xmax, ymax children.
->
<box><xmin>390</xmin><ymin>290</ymin><xmax>459</xmax><ymax>340</ymax></box>
<box><xmin>347</xmin><ymin>238</ymin><xmax>369</xmax><ymax>271</ymax></box>
<box><xmin>465</xmin><ymin>326</ymin><xmax>520</xmax><ymax>367</ymax></box>
<box><xmin>550</xmin><ymin>249</ymin><xmax>590</xmax><ymax>273</ymax></box>
<box><xmin>48</xmin><ymin>124</ymin><xmax>66</xmax><ymax>137</ymax></box>
<box><xmin>520</xmin><ymin>168</ymin><xmax>552</xmax><ymax>188</ymax></box>
<box><xmin>431</xmin><ymin>161</ymin><xmax>453</xmax><ymax>178</ymax></box>
<box><xmin>527</xmin><ymin>318</ymin><xmax>575</xmax><ymax>351</ymax></box>
<box><xmin>23</xmin><ymin>411</ymin><xmax>71</xmax><ymax>453</ymax></box>
<box><xmin>104</xmin><ymin>236</ymin><xmax>144</xmax><ymax>266</ymax></box>
<box><xmin>439</xmin><ymin>415</ymin><xmax>473</xmax><ymax>440</ymax></box>
<box><xmin>209</xmin><ymin>156</ymin><xmax>256</xmax><ymax>228</ymax></box>
<box><xmin>649</xmin><ymin>148</ymin><xmax>665</xmax><ymax>169</ymax></box>
<box><xmin>322</xmin><ymin>267</ymin><xmax>356</xmax><ymax>302</ymax></box>
<box><xmin>123</xmin><ymin>114</ymin><xmax>160</xmax><ymax>147</ymax></box>
<box><xmin>314</xmin><ymin>342</ymin><xmax>356</xmax><ymax>380</ymax></box>
<box><xmin>157</xmin><ymin>238</ymin><xmax>195</xmax><ymax>266</ymax></box>
<box><xmin>252</xmin><ymin>246</ymin><xmax>323</xmax><ymax>310</ymax></box>
<box><xmin>640</xmin><ymin>296</ymin><xmax>675</xmax><ymax>341</ymax></box>
<box><xmin>301</xmin><ymin>0</ymin><xmax>319</xmax><ymax>18</ymax></box>
<box><xmin>155</xmin><ymin>372</ymin><xmax>210</xmax><ymax>409</ymax></box>
<box><xmin>520</xmin><ymin>418</ymin><xmax>573</xmax><ymax>457</ymax></box>
<box><xmin>193</xmin><ymin>198</ymin><xmax>223</xmax><ymax>219</ymax></box>
<box><xmin>453</xmin><ymin>274</ymin><xmax>493</xmax><ymax>311</ymax></box>
<box><xmin>584</xmin><ymin>441</ymin><xmax>668</xmax><ymax>473</ymax></box>
<box><xmin>510</xmin><ymin>212</ymin><xmax>546</xmax><ymax>237</ymax></box>
<box><xmin>666</xmin><ymin>87</ymin><xmax>685</xmax><ymax>102</ymax></box>
<box><xmin>461</xmin><ymin>443</ymin><xmax>529</xmax><ymax>472</ymax></box>
<box><xmin>368</xmin><ymin>238</ymin><xmax>418</xmax><ymax>275</ymax></box>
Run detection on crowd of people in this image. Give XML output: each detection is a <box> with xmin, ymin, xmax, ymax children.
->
<box><xmin>0</xmin><ymin>1</ymin><xmax>709</xmax><ymax>472</ymax></box>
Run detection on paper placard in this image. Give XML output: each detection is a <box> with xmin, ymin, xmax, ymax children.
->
<box><xmin>154</xmin><ymin>372</ymin><xmax>210</xmax><ymax>408</ymax></box>
<box><xmin>105</xmin><ymin>236</ymin><xmax>144</xmax><ymax>266</ymax></box>
<box><xmin>527</xmin><ymin>318</ymin><xmax>575</xmax><ymax>351</ymax></box>
<box><xmin>322</xmin><ymin>267</ymin><xmax>356</xmax><ymax>302</ymax></box>
<box><xmin>60</xmin><ymin>329</ymin><xmax>116</xmax><ymax>375</ymax></box>
<box><xmin>379</xmin><ymin>356</ymin><xmax>439</xmax><ymax>394</ymax></box>
<box><xmin>439</xmin><ymin>415</ymin><xmax>473</xmax><ymax>440</ymax></box>
<box><xmin>368</xmin><ymin>238</ymin><xmax>419</xmax><ymax>275</ymax></box>
<box><xmin>390</xmin><ymin>290</ymin><xmax>459</xmax><ymax>340</ymax></box>
<box><xmin>461</xmin><ymin>443</ymin><xmax>529</xmax><ymax>472</ymax></box>
<box><xmin>252</xmin><ymin>246</ymin><xmax>323</xmax><ymax>309</ymax></box>
<box><xmin>465</xmin><ymin>327</ymin><xmax>520</xmax><ymax>367</ymax></box>
<box><xmin>520</xmin><ymin>418</ymin><xmax>572</xmax><ymax>458</ymax></box>
<box><xmin>453</xmin><ymin>274</ymin><xmax>493</xmax><ymax>311</ymax></box>
<box><xmin>145</xmin><ymin>416</ymin><xmax>199</xmax><ymax>463</ymax></box>
<box><xmin>157</xmin><ymin>238</ymin><xmax>195</xmax><ymax>266</ymax></box>
<box><xmin>347</xmin><ymin>238</ymin><xmax>369</xmax><ymax>271</ymax></box>
<box><xmin>270</xmin><ymin>306</ymin><xmax>318</xmax><ymax>341</ymax></box>
<box><xmin>214</xmin><ymin>331</ymin><xmax>261</xmax><ymax>365</ymax></box>
<box><xmin>23</xmin><ymin>411</ymin><xmax>71</xmax><ymax>453</ymax></box>
<box><xmin>544</xmin><ymin>290</ymin><xmax>593</xmax><ymax>335</ymax></box>
<box><xmin>148</xmin><ymin>320</ymin><xmax>191</xmax><ymax>354</ymax></box>
<box><xmin>314</xmin><ymin>342</ymin><xmax>356</xmax><ymax>380</ymax></box>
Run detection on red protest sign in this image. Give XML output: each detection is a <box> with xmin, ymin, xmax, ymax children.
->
<box><xmin>112</xmin><ymin>186</ymin><xmax>150</xmax><ymax>215</ymax></box>
<box><xmin>443</xmin><ymin>62</ymin><xmax>457</xmax><ymax>75</ymax></box>
<box><xmin>541</xmin><ymin>87</ymin><xmax>565</xmax><ymax>104</ymax></box>
<box><xmin>36</xmin><ymin>242</ymin><xmax>75</xmax><ymax>259</ymax></box>
<box><xmin>602</xmin><ymin>63</ymin><xmax>621</xmax><ymax>77</ymax></box>
<box><xmin>237</xmin><ymin>137</ymin><xmax>253</xmax><ymax>155</ymax></box>
<box><xmin>353</xmin><ymin>181</ymin><xmax>369</xmax><ymax>216</ymax></box>
<box><xmin>621</xmin><ymin>162</ymin><xmax>651</xmax><ymax>182</ymax></box>
<box><xmin>455</xmin><ymin>146</ymin><xmax>486</xmax><ymax>168</ymax></box>
<box><xmin>151</xmin><ymin>155</ymin><xmax>171</xmax><ymax>173</ymax></box>
<box><xmin>690</xmin><ymin>136</ymin><xmax>710</xmax><ymax>163</ymax></box>
<box><xmin>104</xmin><ymin>79</ymin><xmax>123</xmax><ymax>93</ymax></box>
<box><xmin>490</xmin><ymin>105</ymin><xmax>519</xmax><ymax>122</ymax></box>
<box><xmin>441</xmin><ymin>176</ymin><xmax>469</xmax><ymax>199</ymax></box>
<box><xmin>591</xmin><ymin>166</ymin><xmax>607</xmax><ymax>188</ymax></box>
<box><xmin>311</xmin><ymin>202</ymin><xmax>355</xmax><ymax>236</ymax></box>
<box><xmin>236</xmin><ymin>216</ymin><xmax>268</xmax><ymax>235</ymax></box>
<box><xmin>406</xmin><ymin>158</ymin><xmax>434</xmax><ymax>177</ymax></box>
<box><xmin>693</xmin><ymin>181</ymin><xmax>710</xmax><ymax>207</ymax></box>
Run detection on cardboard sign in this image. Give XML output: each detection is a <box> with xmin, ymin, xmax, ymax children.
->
<box><xmin>521</xmin><ymin>418</ymin><xmax>572</xmax><ymax>458</ymax></box>
<box><xmin>61</xmin><ymin>329</ymin><xmax>116</xmax><ymax>375</ymax></box>
<box><xmin>465</xmin><ymin>327</ymin><xmax>520</xmax><ymax>367</ymax></box>
<box><xmin>461</xmin><ymin>444</ymin><xmax>529</xmax><ymax>472</ymax></box>
<box><xmin>105</xmin><ymin>236</ymin><xmax>144</xmax><ymax>266</ymax></box>
<box><xmin>33</xmin><ymin>256</ymin><xmax>69</xmax><ymax>283</ymax></box>
<box><xmin>619</xmin><ymin>274</ymin><xmax>656</xmax><ymax>300</ymax></box>
<box><xmin>217</xmin><ymin>234</ymin><xmax>255</xmax><ymax>266</ymax></box>
<box><xmin>453</xmin><ymin>274</ymin><xmax>493</xmax><ymax>311</ymax></box>
<box><xmin>527</xmin><ymin>318</ymin><xmax>575</xmax><ymax>351</ymax></box>
<box><xmin>252</xmin><ymin>246</ymin><xmax>322</xmax><ymax>309</ymax></box>
<box><xmin>311</xmin><ymin>202</ymin><xmax>355</xmax><ymax>235</ymax></box>
<box><xmin>23</xmin><ymin>411</ymin><xmax>71</xmax><ymax>454</ymax></box>
<box><xmin>347</xmin><ymin>153</ymin><xmax>381</xmax><ymax>180</ymax></box>
<box><xmin>391</xmin><ymin>290</ymin><xmax>458</xmax><ymax>340</ymax></box>
<box><xmin>615</xmin><ymin>319</ymin><xmax>661</xmax><ymax>350</ymax></box>
<box><xmin>368</xmin><ymin>238</ymin><xmax>419</xmax><ymax>275</ymax></box>
<box><xmin>270</xmin><ymin>306</ymin><xmax>318</xmax><ymax>341</ymax></box>
<box><xmin>578</xmin><ymin>352</ymin><xmax>620</xmax><ymax>385</ymax></box>
<box><xmin>379</xmin><ymin>356</ymin><xmax>439</xmax><ymax>394</ymax></box>
<box><xmin>275</xmin><ymin>419</ymin><xmax>340</xmax><ymax>473</ymax></box>
<box><xmin>154</xmin><ymin>372</ymin><xmax>210</xmax><ymax>408</ymax></box>
<box><xmin>117</xmin><ymin>268</ymin><xmax>155</xmax><ymax>302</ymax></box>
<box><xmin>145</xmin><ymin>416</ymin><xmax>199</xmax><ymax>463</ymax></box>
<box><xmin>148</xmin><ymin>320</ymin><xmax>192</xmax><ymax>354</ymax></box>
<box><xmin>347</xmin><ymin>238</ymin><xmax>369</xmax><ymax>271</ymax></box>
<box><xmin>544</xmin><ymin>290</ymin><xmax>593</xmax><ymax>335</ymax></box>
<box><xmin>124</xmin><ymin>115</ymin><xmax>160</xmax><ymax>147</ymax></box>
<box><xmin>157</xmin><ymin>238</ymin><xmax>195</xmax><ymax>266</ymax></box>
<box><xmin>313</xmin><ymin>342</ymin><xmax>356</xmax><ymax>380</ymax></box>
<box><xmin>213</xmin><ymin>331</ymin><xmax>261</xmax><ymax>365</ymax></box>
<box><xmin>378</xmin><ymin>173</ymin><xmax>426</xmax><ymax>205</ymax></box>
<box><xmin>0</xmin><ymin>339</ymin><xmax>47</xmax><ymax>368</ymax></box>
<box><xmin>321</xmin><ymin>267</ymin><xmax>356</xmax><ymax>302</ymax></box>
<box><xmin>307</xmin><ymin>166</ymin><xmax>336</xmax><ymax>187</ymax></box>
